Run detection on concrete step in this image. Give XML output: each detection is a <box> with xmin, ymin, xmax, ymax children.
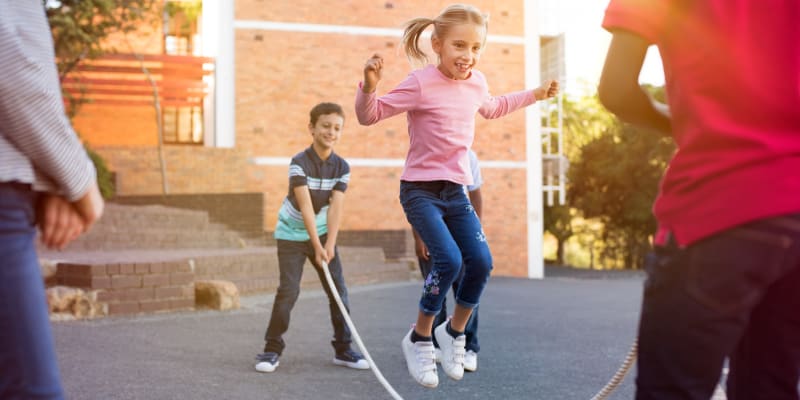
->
<box><xmin>99</xmin><ymin>204</ymin><xmax>211</xmax><ymax>230</ymax></box>
<box><xmin>49</xmin><ymin>203</ymin><xmax>246</xmax><ymax>251</ymax></box>
<box><xmin>66</xmin><ymin>227</ymin><xmax>244</xmax><ymax>251</ymax></box>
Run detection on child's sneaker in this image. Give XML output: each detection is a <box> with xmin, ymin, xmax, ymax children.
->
<box><xmin>333</xmin><ymin>348</ymin><xmax>370</xmax><ymax>370</ymax></box>
<box><xmin>434</xmin><ymin>321</ymin><xmax>465</xmax><ymax>380</ymax></box>
<box><xmin>401</xmin><ymin>328</ymin><xmax>439</xmax><ymax>388</ymax></box>
<box><xmin>254</xmin><ymin>352</ymin><xmax>279</xmax><ymax>373</ymax></box>
<box><xmin>464</xmin><ymin>350</ymin><xmax>478</xmax><ymax>372</ymax></box>
<box><xmin>434</xmin><ymin>348</ymin><xmax>442</xmax><ymax>363</ymax></box>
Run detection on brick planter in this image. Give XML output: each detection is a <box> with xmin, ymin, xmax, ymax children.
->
<box><xmin>54</xmin><ymin>260</ymin><xmax>195</xmax><ymax>316</ymax></box>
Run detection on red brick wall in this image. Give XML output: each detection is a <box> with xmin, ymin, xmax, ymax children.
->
<box><xmin>94</xmin><ymin>146</ymin><xmax>254</xmax><ymax>194</ymax></box>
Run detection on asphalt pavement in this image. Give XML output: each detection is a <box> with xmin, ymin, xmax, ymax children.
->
<box><xmin>53</xmin><ymin>268</ymin><xmax>646</xmax><ymax>400</ymax></box>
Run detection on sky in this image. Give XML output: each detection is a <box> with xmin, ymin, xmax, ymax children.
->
<box><xmin>539</xmin><ymin>0</ymin><xmax>665</xmax><ymax>96</ymax></box>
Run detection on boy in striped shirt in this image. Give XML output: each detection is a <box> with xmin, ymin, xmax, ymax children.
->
<box><xmin>254</xmin><ymin>102</ymin><xmax>368</xmax><ymax>373</ymax></box>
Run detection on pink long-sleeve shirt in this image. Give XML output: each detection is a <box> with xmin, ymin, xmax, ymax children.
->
<box><xmin>356</xmin><ymin>65</ymin><xmax>536</xmax><ymax>185</ymax></box>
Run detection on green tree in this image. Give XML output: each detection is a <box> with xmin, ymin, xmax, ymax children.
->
<box><xmin>568</xmin><ymin>87</ymin><xmax>674</xmax><ymax>269</ymax></box>
<box><xmin>543</xmin><ymin>199</ymin><xmax>572</xmax><ymax>265</ymax></box>
<box><xmin>542</xmin><ymin>94</ymin><xmax>614</xmax><ymax>266</ymax></box>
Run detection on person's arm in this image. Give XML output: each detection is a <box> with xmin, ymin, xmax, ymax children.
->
<box><xmin>598</xmin><ymin>30</ymin><xmax>671</xmax><ymax>134</ymax></box>
<box><xmin>355</xmin><ymin>55</ymin><xmax>420</xmax><ymax>126</ymax></box>
<box><xmin>324</xmin><ymin>190</ymin><xmax>345</xmax><ymax>262</ymax></box>
<box><xmin>0</xmin><ymin>3</ymin><xmax>104</xmax><ymax>240</ymax></box>
<box><xmin>0</xmin><ymin>4</ymin><xmax>96</xmax><ymax>201</ymax></box>
<box><xmin>293</xmin><ymin>185</ymin><xmax>326</xmax><ymax>266</ymax></box>
<box><xmin>478</xmin><ymin>77</ymin><xmax>559</xmax><ymax>119</ymax></box>
<box><xmin>468</xmin><ymin>188</ymin><xmax>483</xmax><ymax>220</ymax></box>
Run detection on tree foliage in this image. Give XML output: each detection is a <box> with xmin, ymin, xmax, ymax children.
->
<box><xmin>46</xmin><ymin>0</ymin><xmax>158</xmax><ymax>77</ymax></box>
<box><xmin>542</xmin><ymin>95</ymin><xmax>614</xmax><ymax>265</ymax></box>
<box><xmin>567</xmin><ymin>87</ymin><xmax>675</xmax><ymax>269</ymax></box>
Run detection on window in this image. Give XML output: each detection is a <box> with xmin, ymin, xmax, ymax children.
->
<box><xmin>163</xmin><ymin>1</ymin><xmax>204</xmax><ymax>145</ymax></box>
<box><xmin>163</xmin><ymin>106</ymin><xmax>203</xmax><ymax>144</ymax></box>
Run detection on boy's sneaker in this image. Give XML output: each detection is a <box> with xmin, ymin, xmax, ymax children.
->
<box><xmin>254</xmin><ymin>352</ymin><xmax>279</xmax><ymax>373</ymax></box>
<box><xmin>401</xmin><ymin>328</ymin><xmax>439</xmax><ymax>388</ymax></box>
<box><xmin>434</xmin><ymin>321</ymin><xmax>465</xmax><ymax>380</ymax></box>
<box><xmin>333</xmin><ymin>348</ymin><xmax>370</xmax><ymax>370</ymax></box>
<box><xmin>464</xmin><ymin>350</ymin><xmax>478</xmax><ymax>372</ymax></box>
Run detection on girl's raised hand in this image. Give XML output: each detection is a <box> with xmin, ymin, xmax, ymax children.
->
<box><xmin>534</xmin><ymin>79</ymin><xmax>560</xmax><ymax>100</ymax></box>
<box><xmin>362</xmin><ymin>53</ymin><xmax>383</xmax><ymax>93</ymax></box>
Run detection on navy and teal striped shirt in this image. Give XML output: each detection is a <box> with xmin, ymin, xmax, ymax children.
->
<box><xmin>274</xmin><ymin>147</ymin><xmax>350</xmax><ymax>241</ymax></box>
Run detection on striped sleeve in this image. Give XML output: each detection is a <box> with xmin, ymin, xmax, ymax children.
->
<box><xmin>333</xmin><ymin>159</ymin><xmax>350</xmax><ymax>192</ymax></box>
<box><xmin>288</xmin><ymin>158</ymin><xmax>307</xmax><ymax>189</ymax></box>
<box><xmin>0</xmin><ymin>2</ymin><xmax>95</xmax><ymax>201</ymax></box>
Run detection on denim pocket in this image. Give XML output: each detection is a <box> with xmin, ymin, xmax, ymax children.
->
<box><xmin>685</xmin><ymin>225</ymin><xmax>793</xmax><ymax>314</ymax></box>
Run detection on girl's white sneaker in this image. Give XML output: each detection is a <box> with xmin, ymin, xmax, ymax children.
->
<box><xmin>464</xmin><ymin>350</ymin><xmax>478</xmax><ymax>372</ymax></box>
<box><xmin>401</xmin><ymin>329</ymin><xmax>439</xmax><ymax>388</ymax></box>
<box><xmin>434</xmin><ymin>322</ymin><xmax>465</xmax><ymax>380</ymax></box>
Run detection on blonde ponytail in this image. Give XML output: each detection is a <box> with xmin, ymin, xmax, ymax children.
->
<box><xmin>402</xmin><ymin>18</ymin><xmax>435</xmax><ymax>66</ymax></box>
<box><xmin>400</xmin><ymin>4</ymin><xmax>489</xmax><ymax>67</ymax></box>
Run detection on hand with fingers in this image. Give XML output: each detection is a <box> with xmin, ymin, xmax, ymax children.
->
<box><xmin>37</xmin><ymin>194</ymin><xmax>86</xmax><ymax>250</ymax></box>
<box><xmin>362</xmin><ymin>53</ymin><xmax>384</xmax><ymax>93</ymax></box>
<box><xmin>324</xmin><ymin>242</ymin><xmax>337</xmax><ymax>265</ymax></box>
<box><xmin>314</xmin><ymin>242</ymin><xmax>329</xmax><ymax>269</ymax></box>
<box><xmin>72</xmin><ymin>182</ymin><xmax>104</xmax><ymax>232</ymax></box>
<box><xmin>534</xmin><ymin>79</ymin><xmax>560</xmax><ymax>100</ymax></box>
<box><xmin>37</xmin><ymin>182</ymin><xmax>105</xmax><ymax>250</ymax></box>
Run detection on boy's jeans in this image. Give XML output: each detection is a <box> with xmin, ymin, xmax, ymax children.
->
<box><xmin>0</xmin><ymin>183</ymin><xmax>64</xmax><ymax>399</ymax></box>
<box><xmin>636</xmin><ymin>213</ymin><xmax>800</xmax><ymax>400</ymax></box>
<box><xmin>400</xmin><ymin>180</ymin><xmax>492</xmax><ymax>317</ymax></box>
<box><xmin>264</xmin><ymin>235</ymin><xmax>353</xmax><ymax>355</ymax></box>
<box><xmin>418</xmin><ymin>256</ymin><xmax>480</xmax><ymax>352</ymax></box>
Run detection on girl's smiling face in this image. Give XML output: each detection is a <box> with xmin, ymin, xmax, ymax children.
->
<box><xmin>432</xmin><ymin>23</ymin><xmax>486</xmax><ymax>80</ymax></box>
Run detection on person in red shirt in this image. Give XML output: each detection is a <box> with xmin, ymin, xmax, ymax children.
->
<box><xmin>599</xmin><ymin>1</ymin><xmax>800</xmax><ymax>399</ymax></box>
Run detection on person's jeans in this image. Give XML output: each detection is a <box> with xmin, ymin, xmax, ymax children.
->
<box><xmin>0</xmin><ymin>183</ymin><xmax>64</xmax><ymax>399</ymax></box>
<box><xmin>264</xmin><ymin>235</ymin><xmax>353</xmax><ymax>355</ymax></box>
<box><xmin>636</xmin><ymin>213</ymin><xmax>800</xmax><ymax>400</ymax></box>
<box><xmin>400</xmin><ymin>180</ymin><xmax>492</xmax><ymax>317</ymax></box>
<box><xmin>418</xmin><ymin>256</ymin><xmax>480</xmax><ymax>352</ymax></box>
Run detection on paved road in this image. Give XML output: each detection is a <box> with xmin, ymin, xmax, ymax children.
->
<box><xmin>54</xmin><ymin>270</ymin><xmax>646</xmax><ymax>400</ymax></box>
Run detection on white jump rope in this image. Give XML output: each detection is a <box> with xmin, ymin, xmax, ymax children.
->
<box><xmin>321</xmin><ymin>261</ymin><xmax>404</xmax><ymax>400</ymax></box>
<box><xmin>320</xmin><ymin>261</ymin><xmax>636</xmax><ymax>400</ymax></box>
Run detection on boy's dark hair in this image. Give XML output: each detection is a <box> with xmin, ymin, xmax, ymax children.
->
<box><xmin>309</xmin><ymin>102</ymin><xmax>345</xmax><ymax>126</ymax></box>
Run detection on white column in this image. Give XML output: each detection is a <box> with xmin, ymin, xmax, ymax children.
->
<box><xmin>524</xmin><ymin>0</ymin><xmax>544</xmax><ymax>279</ymax></box>
<box><xmin>202</xmin><ymin>0</ymin><xmax>235</xmax><ymax>148</ymax></box>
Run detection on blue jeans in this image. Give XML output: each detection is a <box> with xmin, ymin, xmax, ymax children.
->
<box><xmin>637</xmin><ymin>214</ymin><xmax>800</xmax><ymax>400</ymax></box>
<box><xmin>418</xmin><ymin>256</ymin><xmax>480</xmax><ymax>352</ymax></box>
<box><xmin>400</xmin><ymin>180</ymin><xmax>492</xmax><ymax>316</ymax></box>
<box><xmin>263</xmin><ymin>236</ymin><xmax>353</xmax><ymax>355</ymax></box>
<box><xmin>0</xmin><ymin>183</ymin><xmax>64</xmax><ymax>399</ymax></box>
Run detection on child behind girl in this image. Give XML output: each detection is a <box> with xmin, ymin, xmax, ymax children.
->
<box><xmin>355</xmin><ymin>3</ymin><xmax>558</xmax><ymax>389</ymax></box>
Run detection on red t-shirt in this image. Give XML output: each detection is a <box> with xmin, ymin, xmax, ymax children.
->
<box><xmin>603</xmin><ymin>0</ymin><xmax>800</xmax><ymax>245</ymax></box>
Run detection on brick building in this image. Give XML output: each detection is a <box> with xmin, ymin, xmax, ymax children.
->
<box><xmin>72</xmin><ymin>0</ymin><xmax>557</xmax><ymax>278</ymax></box>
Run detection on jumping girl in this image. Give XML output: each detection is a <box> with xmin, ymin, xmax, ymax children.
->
<box><xmin>355</xmin><ymin>3</ymin><xmax>558</xmax><ymax>389</ymax></box>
